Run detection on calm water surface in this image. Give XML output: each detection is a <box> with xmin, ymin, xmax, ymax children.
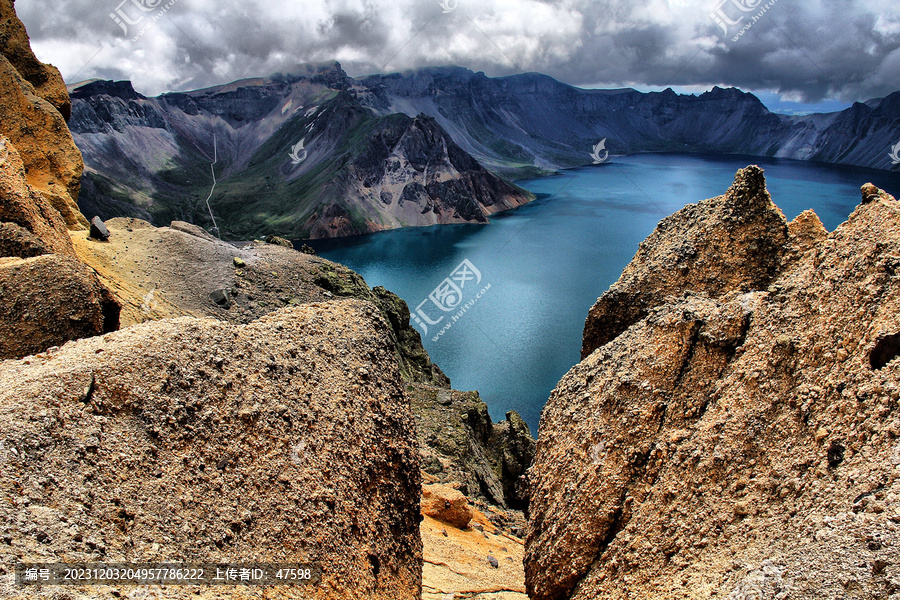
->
<box><xmin>309</xmin><ymin>154</ymin><xmax>900</xmax><ymax>433</ymax></box>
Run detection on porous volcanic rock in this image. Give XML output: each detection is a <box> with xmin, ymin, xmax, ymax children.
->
<box><xmin>581</xmin><ymin>165</ymin><xmax>789</xmax><ymax>358</ymax></box>
<box><xmin>0</xmin><ymin>253</ymin><xmax>120</xmax><ymax>359</ymax></box>
<box><xmin>0</xmin><ymin>300</ymin><xmax>422</xmax><ymax>599</ymax></box>
<box><xmin>0</xmin><ymin>1</ymin><xmax>86</xmax><ymax>229</ymax></box>
<box><xmin>0</xmin><ymin>221</ymin><xmax>46</xmax><ymax>257</ymax></box>
<box><xmin>71</xmin><ymin>219</ymin><xmax>450</xmax><ymax>387</ymax></box>
<box><xmin>527</xmin><ymin>171</ymin><xmax>900</xmax><ymax>600</ymax></box>
<box><xmin>0</xmin><ymin>136</ymin><xmax>75</xmax><ymax>257</ymax></box>
<box><xmin>787</xmin><ymin>208</ymin><xmax>827</xmax><ymax>258</ymax></box>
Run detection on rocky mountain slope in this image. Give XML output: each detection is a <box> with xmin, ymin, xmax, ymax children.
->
<box><xmin>64</xmin><ymin>215</ymin><xmax>536</xmax><ymax>598</ymax></box>
<box><xmin>361</xmin><ymin>67</ymin><xmax>900</xmax><ymax>175</ymax></box>
<box><xmin>526</xmin><ymin>167</ymin><xmax>900</xmax><ymax>600</ymax></box>
<box><xmin>69</xmin><ymin>70</ymin><xmax>533</xmax><ymax>240</ymax></box>
<box><xmin>69</xmin><ymin>216</ymin><xmax>535</xmax><ymax>512</ymax></box>
<box><xmin>71</xmin><ymin>64</ymin><xmax>899</xmax><ymax>239</ymax></box>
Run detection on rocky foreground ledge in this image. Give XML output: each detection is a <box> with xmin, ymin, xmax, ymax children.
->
<box><xmin>527</xmin><ymin>167</ymin><xmax>900</xmax><ymax>600</ymax></box>
<box><xmin>0</xmin><ymin>301</ymin><xmax>422</xmax><ymax>599</ymax></box>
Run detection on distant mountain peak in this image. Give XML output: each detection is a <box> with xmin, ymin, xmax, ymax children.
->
<box><xmin>69</xmin><ymin>80</ymin><xmax>142</xmax><ymax>101</ymax></box>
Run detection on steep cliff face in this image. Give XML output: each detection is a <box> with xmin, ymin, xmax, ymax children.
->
<box><xmin>0</xmin><ymin>301</ymin><xmax>423</xmax><ymax>599</ymax></box>
<box><xmin>69</xmin><ymin>72</ymin><xmax>533</xmax><ymax>240</ymax></box>
<box><xmin>527</xmin><ymin>168</ymin><xmax>900</xmax><ymax>600</ymax></box>
<box><xmin>0</xmin><ymin>136</ymin><xmax>76</xmax><ymax>257</ymax></box>
<box><xmin>361</xmin><ymin>68</ymin><xmax>900</xmax><ymax>174</ymax></box>
<box><xmin>0</xmin><ymin>0</ymin><xmax>85</xmax><ymax>229</ymax></box>
<box><xmin>0</xmin><ymin>0</ymin><xmax>70</xmax><ymax>118</ymax></box>
<box><xmin>410</xmin><ymin>384</ymin><xmax>535</xmax><ymax>512</ymax></box>
<box><xmin>0</xmin><ymin>1</ymin><xmax>120</xmax><ymax>358</ymax></box>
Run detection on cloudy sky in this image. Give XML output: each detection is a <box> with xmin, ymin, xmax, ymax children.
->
<box><xmin>16</xmin><ymin>0</ymin><xmax>900</xmax><ymax>112</ymax></box>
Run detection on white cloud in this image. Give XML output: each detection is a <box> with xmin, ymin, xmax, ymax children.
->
<box><xmin>14</xmin><ymin>0</ymin><xmax>900</xmax><ymax>101</ymax></box>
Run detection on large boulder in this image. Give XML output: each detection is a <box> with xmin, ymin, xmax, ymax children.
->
<box><xmin>0</xmin><ymin>301</ymin><xmax>423</xmax><ymax>599</ymax></box>
<box><xmin>0</xmin><ymin>254</ymin><xmax>120</xmax><ymax>359</ymax></box>
<box><xmin>0</xmin><ymin>0</ymin><xmax>86</xmax><ymax>230</ymax></box>
<box><xmin>581</xmin><ymin>165</ymin><xmax>789</xmax><ymax>358</ymax></box>
<box><xmin>527</xmin><ymin>173</ymin><xmax>900</xmax><ymax>600</ymax></box>
<box><xmin>422</xmin><ymin>484</ymin><xmax>474</xmax><ymax>529</ymax></box>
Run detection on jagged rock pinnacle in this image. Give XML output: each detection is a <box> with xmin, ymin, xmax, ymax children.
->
<box><xmin>861</xmin><ymin>182</ymin><xmax>893</xmax><ymax>204</ymax></box>
<box><xmin>725</xmin><ymin>164</ymin><xmax>772</xmax><ymax>211</ymax></box>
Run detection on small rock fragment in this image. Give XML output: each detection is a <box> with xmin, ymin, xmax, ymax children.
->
<box><xmin>265</xmin><ymin>235</ymin><xmax>293</xmax><ymax>248</ymax></box>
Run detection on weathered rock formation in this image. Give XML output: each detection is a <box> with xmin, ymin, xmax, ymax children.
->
<box><xmin>70</xmin><ymin>217</ymin><xmax>449</xmax><ymax>387</ymax></box>
<box><xmin>71</xmin><ymin>217</ymin><xmax>536</xmax><ymax>516</ymax></box>
<box><xmin>0</xmin><ymin>301</ymin><xmax>422</xmax><ymax>599</ymax></box>
<box><xmin>422</xmin><ymin>484</ymin><xmax>475</xmax><ymax>529</ymax></box>
<box><xmin>527</xmin><ymin>167</ymin><xmax>900</xmax><ymax>600</ymax></box>
<box><xmin>0</xmin><ymin>136</ymin><xmax>75</xmax><ymax>257</ymax></box>
<box><xmin>0</xmin><ymin>1</ymin><xmax>121</xmax><ymax>360</ymax></box>
<box><xmin>0</xmin><ymin>254</ymin><xmax>119</xmax><ymax>359</ymax></box>
<box><xmin>581</xmin><ymin>165</ymin><xmax>788</xmax><ymax>358</ymax></box>
<box><xmin>411</xmin><ymin>384</ymin><xmax>535</xmax><ymax>512</ymax></box>
<box><xmin>0</xmin><ymin>0</ymin><xmax>70</xmax><ymax>118</ymax></box>
<box><xmin>0</xmin><ymin>0</ymin><xmax>85</xmax><ymax>229</ymax></box>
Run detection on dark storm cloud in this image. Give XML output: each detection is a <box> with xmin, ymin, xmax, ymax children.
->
<box><xmin>14</xmin><ymin>0</ymin><xmax>900</xmax><ymax>102</ymax></box>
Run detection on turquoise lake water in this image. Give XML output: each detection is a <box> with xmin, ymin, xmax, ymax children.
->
<box><xmin>309</xmin><ymin>154</ymin><xmax>900</xmax><ymax>433</ymax></box>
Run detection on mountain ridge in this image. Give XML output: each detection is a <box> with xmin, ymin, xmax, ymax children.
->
<box><xmin>70</xmin><ymin>62</ymin><xmax>900</xmax><ymax>240</ymax></box>
<box><xmin>70</xmin><ymin>67</ymin><xmax>533</xmax><ymax>239</ymax></box>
